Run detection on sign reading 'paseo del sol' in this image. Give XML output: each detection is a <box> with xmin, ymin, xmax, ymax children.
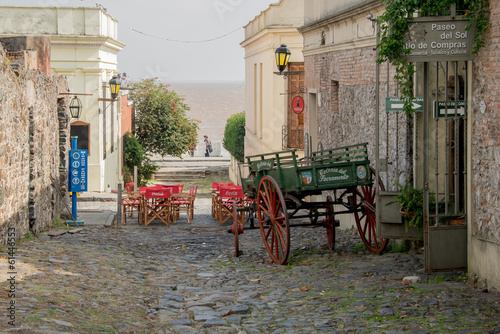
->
<box><xmin>403</xmin><ymin>18</ymin><xmax>474</xmax><ymax>62</ymax></box>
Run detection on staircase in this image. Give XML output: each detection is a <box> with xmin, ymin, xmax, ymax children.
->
<box><xmin>152</xmin><ymin>156</ymin><xmax>231</xmax><ymax>183</ymax></box>
<box><xmin>154</xmin><ymin>167</ymin><xmax>207</xmax><ymax>183</ymax></box>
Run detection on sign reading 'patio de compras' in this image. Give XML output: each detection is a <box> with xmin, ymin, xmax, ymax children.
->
<box><xmin>403</xmin><ymin>19</ymin><xmax>474</xmax><ymax>61</ymax></box>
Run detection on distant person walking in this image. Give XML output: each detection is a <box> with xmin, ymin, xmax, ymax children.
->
<box><xmin>204</xmin><ymin>135</ymin><xmax>212</xmax><ymax>157</ymax></box>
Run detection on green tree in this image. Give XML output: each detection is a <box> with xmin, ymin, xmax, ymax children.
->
<box><xmin>223</xmin><ymin>111</ymin><xmax>245</xmax><ymax>162</ymax></box>
<box><xmin>129</xmin><ymin>78</ymin><xmax>199</xmax><ymax>157</ymax></box>
<box><xmin>123</xmin><ymin>132</ymin><xmax>158</xmax><ymax>186</ymax></box>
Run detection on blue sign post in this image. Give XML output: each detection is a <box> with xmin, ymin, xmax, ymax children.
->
<box><xmin>67</xmin><ymin>136</ymin><xmax>88</xmax><ymax>226</ymax></box>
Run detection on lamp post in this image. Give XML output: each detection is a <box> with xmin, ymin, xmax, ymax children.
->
<box><xmin>275</xmin><ymin>44</ymin><xmax>291</xmax><ymax>74</ymax></box>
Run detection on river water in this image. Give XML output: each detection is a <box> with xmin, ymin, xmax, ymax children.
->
<box><xmin>169</xmin><ymin>81</ymin><xmax>245</xmax><ymax>143</ymax></box>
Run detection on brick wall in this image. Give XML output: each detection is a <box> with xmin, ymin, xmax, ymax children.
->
<box><xmin>0</xmin><ymin>46</ymin><xmax>69</xmax><ymax>243</ymax></box>
<box><xmin>121</xmin><ymin>94</ymin><xmax>133</xmax><ymax>136</ymax></box>
<box><xmin>0</xmin><ymin>36</ymin><xmax>51</xmax><ymax>76</ymax></box>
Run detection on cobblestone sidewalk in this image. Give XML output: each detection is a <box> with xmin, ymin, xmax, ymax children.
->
<box><xmin>1</xmin><ymin>198</ymin><xmax>499</xmax><ymax>334</ymax></box>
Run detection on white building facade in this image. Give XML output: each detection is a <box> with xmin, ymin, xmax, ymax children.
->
<box><xmin>0</xmin><ymin>6</ymin><xmax>125</xmax><ymax>192</ymax></box>
<box><xmin>240</xmin><ymin>0</ymin><xmax>305</xmax><ymax>159</ymax></box>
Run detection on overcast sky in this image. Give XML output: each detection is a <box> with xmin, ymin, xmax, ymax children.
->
<box><xmin>0</xmin><ymin>0</ymin><xmax>278</xmax><ymax>82</ymax></box>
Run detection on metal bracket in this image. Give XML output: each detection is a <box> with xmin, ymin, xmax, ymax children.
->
<box><xmin>377</xmin><ymin>158</ymin><xmax>388</xmax><ymax>172</ymax></box>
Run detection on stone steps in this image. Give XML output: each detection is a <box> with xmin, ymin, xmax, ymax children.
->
<box><xmin>154</xmin><ymin>168</ymin><xmax>207</xmax><ymax>183</ymax></box>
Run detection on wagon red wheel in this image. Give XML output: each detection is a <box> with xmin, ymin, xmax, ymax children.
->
<box><xmin>257</xmin><ymin>175</ymin><xmax>290</xmax><ymax>265</ymax></box>
<box><xmin>353</xmin><ymin>167</ymin><xmax>388</xmax><ymax>253</ymax></box>
<box><xmin>324</xmin><ymin>195</ymin><xmax>335</xmax><ymax>250</ymax></box>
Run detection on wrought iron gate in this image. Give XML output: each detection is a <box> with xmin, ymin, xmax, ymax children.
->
<box><xmin>376</xmin><ymin>58</ymin><xmax>469</xmax><ymax>274</ymax></box>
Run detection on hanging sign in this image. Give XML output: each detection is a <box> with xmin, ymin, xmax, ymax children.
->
<box><xmin>403</xmin><ymin>18</ymin><xmax>473</xmax><ymax>62</ymax></box>
<box><xmin>69</xmin><ymin>149</ymin><xmax>88</xmax><ymax>192</ymax></box>
<box><xmin>292</xmin><ymin>96</ymin><xmax>304</xmax><ymax>114</ymax></box>
<box><xmin>434</xmin><ymin>100</ymin><xmax>466</xmax><ymax>118</ymax></box>
<box><xmin>386</xmin><ymin>97</ymin><xmax>424</xmax><ymax>112</ymax></box>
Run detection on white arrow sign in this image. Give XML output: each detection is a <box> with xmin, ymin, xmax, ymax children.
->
<box><xmin>386</xmin><ymin>97</ymin><xmax>424</xmax><ymax>111</ymax></box>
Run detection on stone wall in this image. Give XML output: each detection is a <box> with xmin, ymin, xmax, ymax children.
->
<box><xmin>0</xmin><ymin>46</ymin><xmax>69</xmax><ymax>243</ymax></box>
<box><xmin>471</xmin><ymin>0</ymin><xmax>500</xmax><ymax>246</ymax></box>
<box><xmin>468</xmin><ymin>0</ymin><xmax>500</xmax><ymax>291</ymax></box>
<box><xmin>304</xmin><ymin>48</ymin><xmax>412</xmax><ymax>187</ymax></box>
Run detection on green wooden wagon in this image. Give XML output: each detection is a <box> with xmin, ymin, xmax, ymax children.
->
<box><xmin>233</xmin><ymin>142</ymin><xmax>388</xmax><ymax>264</ymax></box>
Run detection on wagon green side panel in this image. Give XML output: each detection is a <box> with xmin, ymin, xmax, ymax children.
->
<box><xmin>297</xmin><ymin>162</ymin><xmax>371</xmax><ymax>191</ymax></box>
<box><xmin>242</xmin><ymin>143</ymin><xmax>372</xmax><ymax>196</ymax></box>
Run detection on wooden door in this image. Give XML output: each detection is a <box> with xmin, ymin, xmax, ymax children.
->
<box><xmin>286</xmin><ymin>63</ymin><xmax>304</xmax><ymax>149</ymax></box>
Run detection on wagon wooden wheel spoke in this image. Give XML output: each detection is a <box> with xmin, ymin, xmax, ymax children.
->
<box><xmin>257</xmin><ymin>176</ymin><xmax>290</xmax><ymax>265</ymax></box>
<box><xmin>353</xmin><ymin>167</ymin><xmax>388</xmax><ymax>254</ymax></box>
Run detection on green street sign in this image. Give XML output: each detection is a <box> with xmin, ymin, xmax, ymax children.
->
<box><xmin>434</xmin><ymin>100</ymin><xmax>466</xmax><ymax>118</ymax></box>
<box><xmin>386</xmin><ymin>97</ymin><xmax>424</xmax><ymax>112</ymax></box>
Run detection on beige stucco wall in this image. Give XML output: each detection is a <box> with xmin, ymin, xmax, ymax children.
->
<box><xmin>301</xmin><ymin>0</ymin><xmax>383</xmax><ymax>57</ymax></box>
<box><xmin>240</xmin><ymin>0</ymin><xmax>304</xmax><ymax>161</ymax></box>
<box><xmin>304</xmin><ymin>0</ymin><xmax>380</xmax><ymax>26</ymax></box>
<box><xmin>0</xmin><ymin>6</ymin><xmax>125</xmax><ymax>192</ymax></box>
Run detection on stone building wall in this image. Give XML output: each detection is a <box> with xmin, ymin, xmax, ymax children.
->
<box><xmin>471</xmin><ymin>0</ymin><xmax>500</xmax><ymax>246</ymax></box>
<box><xmin>468</xmin><ymin>0</ymin><xmax>500</xmax><ymax>290</ymax></box>
<box><xmin>304</xmin><ymin>47</ymin><xmax>410</xmax><ymax>186</ymax></box>
<box><xmin>0</xmin><ymin>46</ymin><xmax>69</xmax><ymax>243</ymax></box>
<box><xmin>305</xmin><ymin>49</ymin><xmax>378</xmax><ymax>150</ymax></box>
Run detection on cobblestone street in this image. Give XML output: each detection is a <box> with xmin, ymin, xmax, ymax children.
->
<box><xmin>1</xmin><ymin>198</ymin><xmax>499</xmax><ymax>334</ymax></box>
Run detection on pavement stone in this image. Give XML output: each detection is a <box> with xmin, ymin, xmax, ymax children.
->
<box><xmin>1</xmin><ymin>197</ymin><xmax>499</xmax><ymax>333</ymax></box>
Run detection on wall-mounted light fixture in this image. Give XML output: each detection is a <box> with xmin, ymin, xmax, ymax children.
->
<box><xmin>60</xmin><ymin>92</ymin><xmax>93</xmax><ymax>119</ymax></box>
<box><xmin>275</xmin><ymin>44</ymin><xmax>291</xmax><ymax>75</ymax></box>
<box><xmin>98</xmin><ymin>74</ymin><xmax>122</xmax><ymax>113</ymax></box>
<box><xmin>69</xmin><ymin>96</ymin><xmax>83</xmax><ymax>118</ymax></box>
<box><xmin>109</xmin><ymin>75</ymin><xmax>122</xmax><ymax>100</ymax></box>
<box><xmin>366</xmin><ymin>13</ymin><xmax>376</xmax><ymax>29</ymax></box>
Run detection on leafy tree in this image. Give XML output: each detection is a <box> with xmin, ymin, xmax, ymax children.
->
<box><xmin>124</xmin><ymin>131</ymin><xmax>144</xmax><ymax>170</ymax></box>
<box><xmin>223</xmin><ymin>111</ymin><xmax>245</xmax><ymax>162</ymax></box>
<box><xmin>129</xmin><ymin>78</ymin><xmax>198</xmax><ymax>157</ymax></box>
<box><xmin>123</xmin><ymin>132</ymin><xmax>159</xmax><ymax>186</ymax></box>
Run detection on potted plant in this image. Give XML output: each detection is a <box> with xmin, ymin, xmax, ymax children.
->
<box><xmin>391</xmin><ymin>179</ymin><xmax>424</xmax><ymax>235</ymax></box>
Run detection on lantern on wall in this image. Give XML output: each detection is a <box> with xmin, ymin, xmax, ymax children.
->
<box><xmin>275</xmin><ymin>44</ymin><xmax>291</xmax><ymax>74</ymax></box>
<box><xmin>69</xmin><ymin>96</ymin><xmax>83</xmax><ymax>118</ymax></box>
<box><xmin>109</xmin><ymin>75</ymin><xmax>122</xmax><ymax>100</ymax></box>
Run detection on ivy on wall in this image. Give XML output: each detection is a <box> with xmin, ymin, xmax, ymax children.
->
<box><xmin>376</xmin><ymin>0</ymin><xmax>490</xmax><ymax>114</ymax></box>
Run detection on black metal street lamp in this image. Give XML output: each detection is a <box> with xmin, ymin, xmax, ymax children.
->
<box><xmin>275</xmin><ymin>44</ymin><xmax>291</xmax><ymax>74</ymax></box>
<box><xmin>109</xmin><ymin>75</ymin><xmax>122</xmax><ymax>100</ymax></box>
<box><xmin>69</xmin><ymin>96</ymin><xmax>83</xmax><ymax>118</ymax></box>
